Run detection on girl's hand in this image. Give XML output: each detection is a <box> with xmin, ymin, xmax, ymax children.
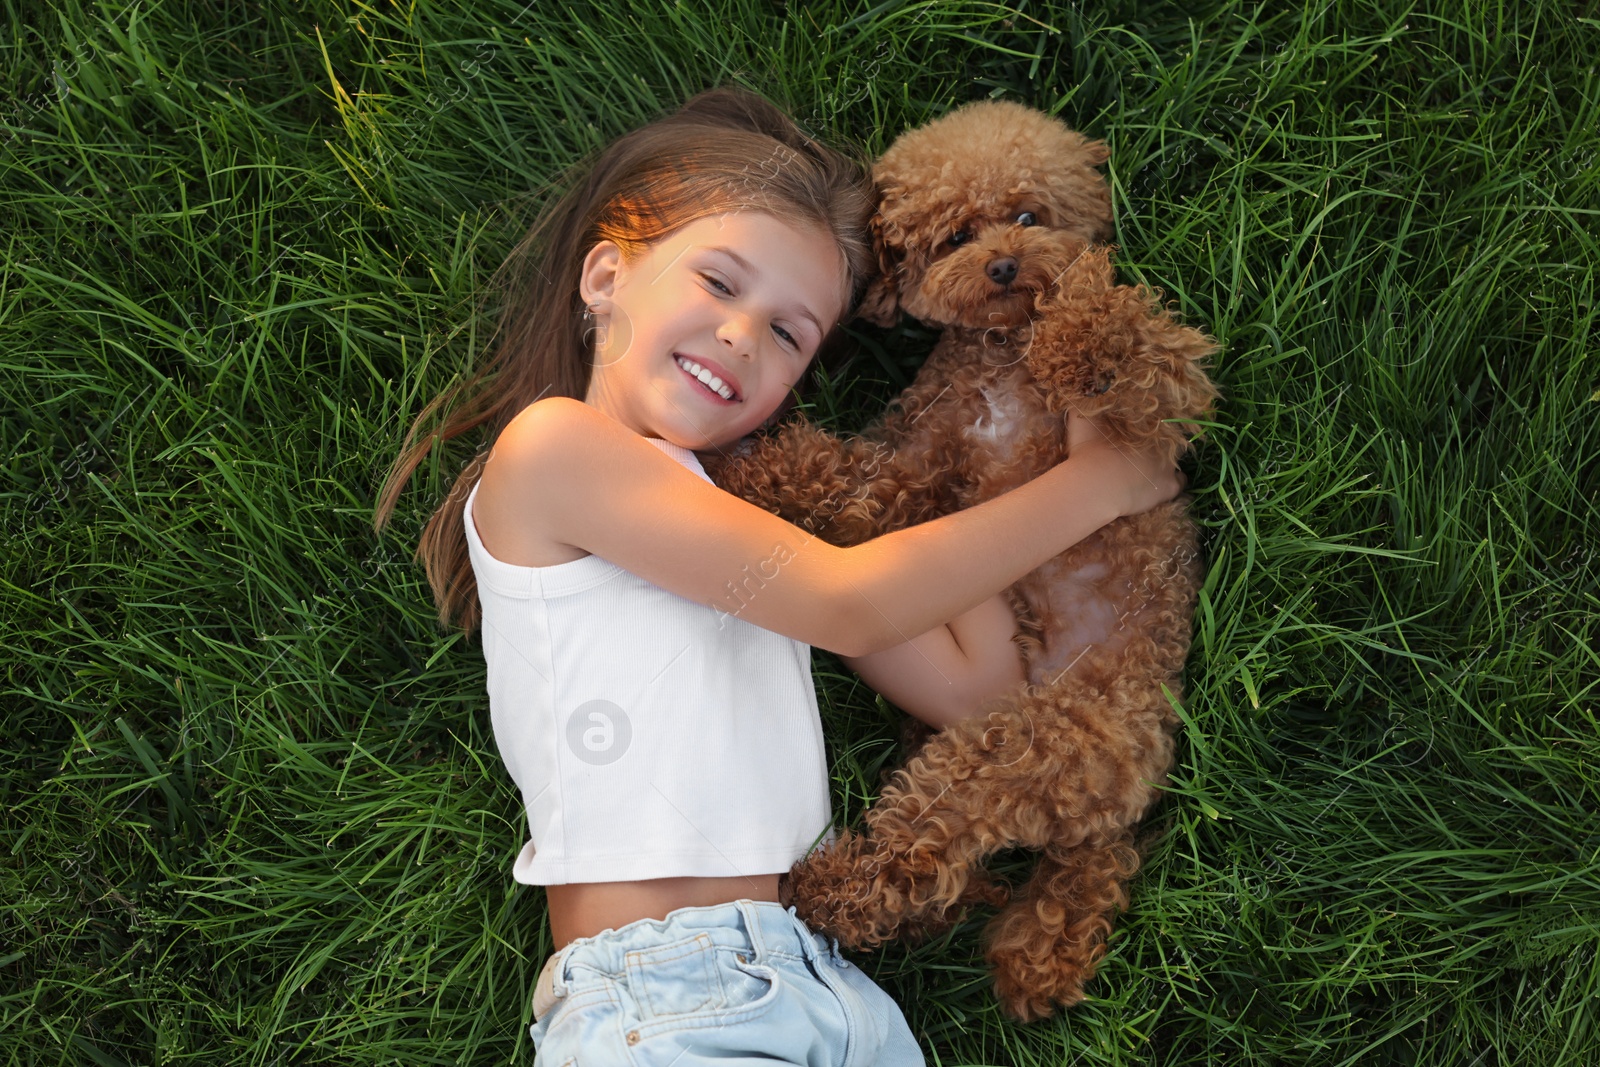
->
<box><xmin>1066</xmin><ymin>408</ymin><xmax>1186</xmax><ymax>519</ymax></box>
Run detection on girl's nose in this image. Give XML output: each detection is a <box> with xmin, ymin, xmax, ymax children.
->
<box><xmin>715</xmin><ymin>314</ymin><xmax>757</xmax><ymax>356</ymax></box>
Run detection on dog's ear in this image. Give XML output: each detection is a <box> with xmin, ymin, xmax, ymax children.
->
<box><xmin>1073</xmin><ymin>137</ymin><xmax>1115</xmax><ymax>241</ymax></box>
<box><xmin>852</xmin><ymin>209</ymin><xmax>902</xmax><ymax>327</ymax></box>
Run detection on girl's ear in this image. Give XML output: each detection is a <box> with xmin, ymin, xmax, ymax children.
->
<box><xmin>852</xmin><ymin>211</ymin><xmax>902</xmax><ymax>327</ymax></box>
<box><xmin>578</xmin><ymin>240</ymin><xmax>623</xmax><ymax>307</ymax></box>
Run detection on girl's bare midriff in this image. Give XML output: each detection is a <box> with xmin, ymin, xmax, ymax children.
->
<box><xmin>546</xmin><ymin>875</ymin><xmax>782</xmax><ymax>950</ymax></box>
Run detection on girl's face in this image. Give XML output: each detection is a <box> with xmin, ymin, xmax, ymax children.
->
<box><xmin>579</xmin><ymin>212</ymin><xmax>847</xmax><ymax>452</ymax></box>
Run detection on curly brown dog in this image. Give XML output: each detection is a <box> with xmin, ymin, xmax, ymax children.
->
<box><xmin>702</xmin><ymin>99</ymin><xmax>1222</xmax><ymax>1021</ymax></box>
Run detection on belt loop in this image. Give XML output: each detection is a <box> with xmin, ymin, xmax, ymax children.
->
<box><xmin>549</xmin><ymin>941</ymin><xmax>573</xmax><ymax>998</ymax></box>
<box><xmin>735</xmin><ymin>898</ymin><xmax>768</xmax><ymax>963</ymax></box>
<box><xmin>784</xmin><ymin>903</ymin><xmax>821</xmax><ymax>965</ymax></box>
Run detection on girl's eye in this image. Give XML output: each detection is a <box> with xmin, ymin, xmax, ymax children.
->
<box><xmin>1016</xmin><ymin>211</ymin><xmax>1037</xmax><ymax>226</ymax></box>
<box><xmin>703</xmin><ymin>272</ymin><xmax>798</xmax><ymax>348</ymax></box>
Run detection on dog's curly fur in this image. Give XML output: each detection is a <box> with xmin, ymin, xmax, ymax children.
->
<box><xmin>702</xmin><ymin>100</ymin><xmax>1222</xmax><ymax>1021</ymax></box>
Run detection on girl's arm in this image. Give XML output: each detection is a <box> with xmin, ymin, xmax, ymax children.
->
<box><xmin>838</xmin><ymin>592</ymin><xmax>1025</xmax><ymax>729</ymax></box>
<box><xmin>477</xmin><ymin>397</ymin><xmax>1171</xmax><ymax>658</ymax></box>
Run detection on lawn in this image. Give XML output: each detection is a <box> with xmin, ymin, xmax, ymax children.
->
<box><xmin>2</xmin><ymin>1</ymin><xmax>1596</xmax><ymax>1064</ymax></box>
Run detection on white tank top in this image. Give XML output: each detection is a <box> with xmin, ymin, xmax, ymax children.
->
<box><xmin>463</xmin><ymin>436</ymin><xmax>835</xmax><ymax>885</ymax></box>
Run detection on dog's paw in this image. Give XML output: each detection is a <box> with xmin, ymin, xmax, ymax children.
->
<box><xmin>1023</xmin><ymin>263</ymin><xmax>1132</xmax><ymax>415</ymax></box>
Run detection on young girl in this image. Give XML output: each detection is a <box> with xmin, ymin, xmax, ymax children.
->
<box><xmin>376</xmin><ymin>87</ymin><xmax>1182</xmax><ymax>1066</ymax></box>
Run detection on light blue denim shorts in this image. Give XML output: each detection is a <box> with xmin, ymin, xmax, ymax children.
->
<box><xmin>528</xmin><ymin>897</ymin><xmax>925</xmax><ymax>1066</ymax></box>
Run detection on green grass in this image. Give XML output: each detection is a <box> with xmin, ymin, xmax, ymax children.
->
<box><xmin>2</xmin><ymin>0</ymin><xmax>1596</xmax><ymax>1064</ymax></box>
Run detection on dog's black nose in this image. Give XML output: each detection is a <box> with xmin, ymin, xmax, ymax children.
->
<box><xmin>986</xmin><ymin>256</ymin><xmax>1018</xmax><ymax>286</ymax></box>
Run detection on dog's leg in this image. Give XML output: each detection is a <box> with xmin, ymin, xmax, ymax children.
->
<box><xmin>789</xmin><ymin>697</ymin><xmax>1074</xmax><ymax>948</ymax></box>
<box><xmin>786</xmin><ymin>705</ymin><xmax>1041</xmax><ymax>949</ymax></box>
<box><xmin>790</xmin><ymin>668</ymin><xmax>1176</xmax><ymax>946</ymax></box>
<box><xmin>700</xmin><ymin>419</ymin><xmax>882</xmax><ymax>543</ymax></box>
<box><xmin>981</xmin><ymin>832</ymin><xmax>1142</xmax><ymax>1021</ymax></box>
<box><xmin>702</xmin><ymin>417</ymin><xmax>954</xmax><ymax>547</ymax></box>
<box><xmin>1024</xmin><ymin>247</ymin><xmax>1220</xmax><ymax>469</ymax></box>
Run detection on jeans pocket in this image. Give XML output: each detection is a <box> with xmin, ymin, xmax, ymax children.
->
<box><xmin>722</xmin><ymin>951</ymin><xmax>782</xmax><ymax>1013</ymax></box>
<box><xmin>624</xmin><ymin>933</ymin><xmax>726</xmax><ymax>1019</ymax></box>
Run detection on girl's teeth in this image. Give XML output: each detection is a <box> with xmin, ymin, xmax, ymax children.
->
<box><xmin>677</xmin><ymin>356</ymin><xmax>735</xmax><ymax>400</ymax></box>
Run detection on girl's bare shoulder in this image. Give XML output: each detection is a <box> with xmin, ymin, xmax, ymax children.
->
<box><xmin>472</xmin><ymin>398</ymin><xmax>595</xmax><ymax>568</ymax></box>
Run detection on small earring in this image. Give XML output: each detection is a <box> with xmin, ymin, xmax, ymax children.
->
<box><xmin>583</xmin><ymin>304</ymin><xmax>610</xmax><ymax>357</ymax></box>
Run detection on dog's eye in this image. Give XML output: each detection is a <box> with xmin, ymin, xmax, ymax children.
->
<box><xmin>1015</xmin><ymin>211</ymin><xmax>1037</xmax><ymax>226</ymax></box>
<box><xmin>947</xmin><ymin>229</ymin><xmax>972</xmax><ymax>248</ymax></box>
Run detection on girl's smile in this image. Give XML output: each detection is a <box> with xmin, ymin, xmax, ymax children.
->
<box><xmin>579</xmin><ymin>212</ymin><xmax>847</xmax><ymax>451</ymax></box>
<box><xmin>674</xmin><ymin>352</ymin><xmax>741</xmax><ymax>403</ymax></box>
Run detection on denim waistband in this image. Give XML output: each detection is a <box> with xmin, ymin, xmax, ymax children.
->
<box><xmin>547</xmin><ymin>898</ymin><xmax>829</xmax><ymax>999</ymax></box>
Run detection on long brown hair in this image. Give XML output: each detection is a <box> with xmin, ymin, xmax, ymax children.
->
<box><xmin>373</xmin><ymin>86</ymin><xmax>877</xmax><ymax>634</ymax></box>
